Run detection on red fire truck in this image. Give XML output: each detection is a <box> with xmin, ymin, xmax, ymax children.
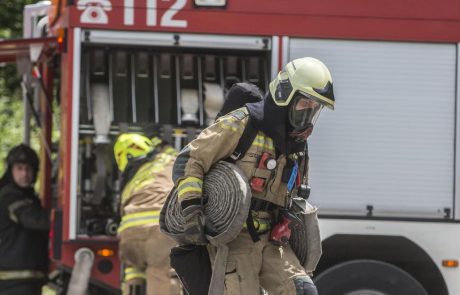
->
<box><xmin>1</xmin><ymin>0</ymin><xmax>460</xmax><ymax>294</ymax></box>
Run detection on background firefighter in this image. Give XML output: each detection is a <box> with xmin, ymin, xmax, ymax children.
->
<box><xmin>0</xmin><ymin>144</ymin><xmax>49</xmax><ymax>295</ymax></box>
<box><xmin>114</xmin><ymin>134</ymin><xmax>180</xmax><ymax>295</ymax></box>
<box><xmin>172</xmin><ymin>57</ymin><xmax>335</xmax><ymax>295</ymax></box>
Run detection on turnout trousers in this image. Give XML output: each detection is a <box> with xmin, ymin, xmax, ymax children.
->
<box><xmin>119</xmin><ymin>226</ymin><xmax>180</xmax><ymax>295</ymax></box>
<box><xmin>207</xmin><ymin>231</ymin><xmax>317</xmax><ymax>295</ymax></box>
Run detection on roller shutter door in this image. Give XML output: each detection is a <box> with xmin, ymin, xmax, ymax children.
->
<box><xmin>289</xmin><ymin>39</ymin><xmax>456</xmax><ymax>218</ymax></box>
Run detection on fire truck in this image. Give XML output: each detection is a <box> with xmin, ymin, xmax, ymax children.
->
<box><xmin>1</xmin><ymin>0</ymin><xmax>460</xmax><ymax>294</ymax></box>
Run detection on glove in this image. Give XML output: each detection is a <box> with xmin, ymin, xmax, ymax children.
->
<box><xmin>181</xmin><ymin>199</ymin><xmax>208</xmax><ymax>245</ymax></box>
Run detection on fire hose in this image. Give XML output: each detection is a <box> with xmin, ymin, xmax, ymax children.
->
<box><xmin>161</xmin><ymin>161</ymin><xmax>251</xmax><ymax>242</ymax></box>
<box><xmin>160</xmin><ymin>161</ymin><xmax>252</xmax><ymax>295</ymax></box>
<box><xmin>288</xmin><ymin>201</ymin><xmax>322</xmax><ymax>274</ymax></box>
<box><xmin>66</xmin><ymin>248</ymin><xmax>95</xmax><ymax>295</ymax></box>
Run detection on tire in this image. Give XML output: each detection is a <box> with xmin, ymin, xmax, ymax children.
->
<box><xmin>314</xmin><ymin>259</ymin><xmax>428</xmax><ymax>295</ymax></box>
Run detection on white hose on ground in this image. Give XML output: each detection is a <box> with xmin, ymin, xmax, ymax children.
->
<box><xmin>66</xmin><ymin>248</ymin><xmax>95</xmax><ymax>295</ymax></box>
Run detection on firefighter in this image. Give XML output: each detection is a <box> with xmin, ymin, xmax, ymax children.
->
<box><xmin>172</xmin><ymin>57</ymin><xmax>335</xmax><ymax>294</ymax></box>
<box><xmin>114</xmin><ymin>134</ymin><xmax>179</xmax><ymax>295</ymax></box>
<box><xmin>0</xmin><ymin>144</ymin><xmax>49</xmax><ymax>295</ymax></box>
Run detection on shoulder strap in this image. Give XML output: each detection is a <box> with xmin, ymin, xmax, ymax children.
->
<box><xmin>227</xmin><ymin>116</ymin><xmax>258</xmax><ymax>163</ymax></box>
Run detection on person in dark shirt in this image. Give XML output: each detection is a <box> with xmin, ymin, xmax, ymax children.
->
<box><xmin>0</xmin><ymin>144</ymin><xmax>49</xmax><ymax>295</ymax></box>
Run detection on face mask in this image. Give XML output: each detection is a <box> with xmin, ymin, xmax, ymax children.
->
<box><xmin>287</xmin><ymin>95</ymin><xmax>323</xmax><ymax>143</ymax></box>
<box><xmin>288</xmin><ymin>95</ymin><xmax>323</xmax><ymax>131</ymax></box>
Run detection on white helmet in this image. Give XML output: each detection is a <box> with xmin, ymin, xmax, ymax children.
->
<box><xmin>269</xmin><ymin>57</ymin><xmax>335</xmax><ymax>109</ymax></box>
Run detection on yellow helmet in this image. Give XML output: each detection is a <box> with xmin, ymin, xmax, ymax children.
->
<box><xmin>269</xmin><ymin>57</ymin><xmax>335</xmax><ymax>109</ymax></box>
<box><xmin>114</xmin><ymin>133</ymin><xmax>160</xmax><ymax>172</ymax></box>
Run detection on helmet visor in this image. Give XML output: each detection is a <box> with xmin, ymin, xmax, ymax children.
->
<box><xmin>288</xmin><ymin>95</ymin><xmax>323</xmax><ymax>131</ymax></box>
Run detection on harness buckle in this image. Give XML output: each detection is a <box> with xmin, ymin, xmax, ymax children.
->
<box><xmin>229</xmin><ymin>152</ymin><xmax>241</xmax><ymax>161</ymax></box>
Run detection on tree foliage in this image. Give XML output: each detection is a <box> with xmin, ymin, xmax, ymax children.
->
<box><xmin>0</xmin><ymin>0</ymin><xmax>38</xmax><ymax>39</ymax></box>
<box><xmin>0</xmin><ymin>0</ymin><xmax>41</xmax><ymax>175</ymax></box>
<box><xmin>0</xmin><ymin>0</ymin><xmax>39</xmax><ymax>96</ymax></box>
<box><xmin>0</xmin><ymin>80</ymin><xmax>40</xmax><ymax>174</ymax></box>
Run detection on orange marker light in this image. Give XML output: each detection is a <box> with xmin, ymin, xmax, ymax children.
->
<box><xmin>56</xmin><ymin>28</ymin><xmax>66</xmax><ymax>52</ymax></box>
<box><xmin>97</xmin><ymin>249</ymin><xmax>115</xmax><ymax>257</ymax></box>
<box><xmin>442</xmin><ymin>260</ymin><xmax>458</xmax><ymax>268</ymax></box>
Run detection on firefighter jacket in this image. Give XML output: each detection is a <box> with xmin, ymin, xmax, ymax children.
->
<box><xmin>118</xmin><ymin>147</ymin><xmax>177</xmax><ymax>239</ymax></box>
<box><xmin>0</xmin><ymin>182</ymin><xmax>49</xmax><ymax>280</ymax></box>
<box><xmin>173</xmin><ymin>107</ymin><xmax>307</xmax><ymax>208</ymax></box>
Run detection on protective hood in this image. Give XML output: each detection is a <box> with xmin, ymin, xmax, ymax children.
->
<box><xmin>246</xmin><ymin>92</ymin><xmax>306</xmax><ymax>155</ymax></box>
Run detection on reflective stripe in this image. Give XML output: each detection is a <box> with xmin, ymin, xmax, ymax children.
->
<box><xmin>178</xmin><ymin>177</ymin><xmax>203</xmax><ymax>199</ymax></box>
<box><xmin>163</xmin><ymin>147</ymin><xmax>178</xmax><ymax>156</ymax></box>
<box><xmin>243</xmin><ymin>218</ymin><xmax>271</xmax><ymax>233</ymax></box>
<box><xmin>219</xmin><ymin>117</ymin><xmax>245</xmax><ymax>134</ymax></box>
<box><xmin>8</xmin><ymin>199</ymin><xmax>33</xmax><ymax>223</ymax></box>
<box><xmin>124</xmin><ymin>267</ymin><xmax>146</xmax><ymax>281</ymax></box>
<box><xmin>0</xmin><ymin>270</ymin><xmax>45</xmax><ymax>280</ymax></box>
<box><xmin>252</xmin><ymin>135</ymin><xmax>275</xmax><ymax>151</ymax></box>
<box><xmin>178</xmin><ymin>187</ymin><xmax>202</xmax><ymax>199</ymax></box>
<box><xmin>118</xmin><ymin>210</ymin><xmax>160</xmax><ymax>233</ymax></box>
<box><xmin>150</xmin><ymin>137</ymin><xmax>162</xmax><ymax>148</ymax></box>
<box><xmin>178</xmin><ymin>177</ymin><xmax>203</xmax><ymax>187</ymax></box>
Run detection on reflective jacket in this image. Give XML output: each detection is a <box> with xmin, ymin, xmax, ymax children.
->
<box><xmin>118</xmin><ymin>147</ymin><xmax>177</xmax><ymax>237</ymax></box>
<box><xmin>0</xmin><ymin>183</ymin><xmax>49</xmax><ymax>279</ymax></box>
<box><xmin>173</xmin><ymin>107</ymin><xmax>307</xmax><ymax>208</ymax></box>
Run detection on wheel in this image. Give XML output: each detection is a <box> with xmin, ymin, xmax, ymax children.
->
<box><xmin>314</xmin><ymin>259</ymin><xmax>428</xmax><ymax>295</ymax></box>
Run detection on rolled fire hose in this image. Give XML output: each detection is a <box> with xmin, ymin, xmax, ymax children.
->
<box><xmin>66</xmin><ymin>248</ymin><xmax>95</xmax><ymax>295</ymax></box>
<box><xmin>289</xmin><ymin>203</ymin><xmax>322</xmax><ymax>274</ymax></box>
<box><xmin>160</xmin><ymin>161</ymin><xmax>252</xmax><ymax>295</ymax></box>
